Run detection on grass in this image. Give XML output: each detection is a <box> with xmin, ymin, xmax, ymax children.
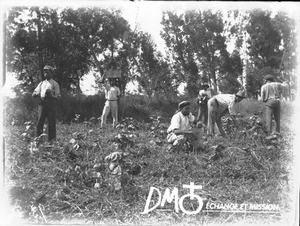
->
<box><xmin>2</xmin><ymin>98</ymin><xmax>298</xmax><ymax>225</ymax></box>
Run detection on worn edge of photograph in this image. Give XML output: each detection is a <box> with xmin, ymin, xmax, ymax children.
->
<box><xmin>0</xmin><ymin>0</ymin><xmax>299</xmax><ymax>225</ymax></box>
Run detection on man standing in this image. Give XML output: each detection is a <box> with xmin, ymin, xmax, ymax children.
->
<box><xmin>207</xmin><ymin>90</ymin><xmax>246</xmax><ymax>137</ymax></box>
<box><xmin>260</xmin><ymin>75</ymin><xmax>288</xmax><ymax>134</ymax></box>
<box><xmin>32</xmin><ymin>65</ymin><xmax>60</xmax><ymax>142</ymax></box>
<box><xmin>167</xmin><ymin>101</ymin><xmax>200</xmax><ymax>151</ymax></box>
<box><xmin>100</xmin><ymin>79</ymin><xmax>121</xmax><ymax>129</ymax></box>
<box><xmin>197</xmin><ymin>83</ymin><xmax>212</xmax><ymax>126</ymax></box>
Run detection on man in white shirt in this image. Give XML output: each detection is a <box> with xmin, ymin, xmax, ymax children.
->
<box><xmin>260</xmin><ymin>75</ymin><xmax>288</xmax><ymax>134</ymax></box>
<box><xmin>197</xmin><ymin>83</ymin><xmax>212</xmax><ymax>126</ymax></box>
<box><xmin>167</xmin><ymin>101</ymin><xmax>200</xmax><ymax>151</ymax></box>
<box><xmin>32</xmin><ymin>65</ymin><xmax>60</xmax><ymax>142</ymax></box>
<box><xmin>100</xmin><ymin>79</ymin><xmax>121</xmax><ymax>128</ymax></box>
<box><xmin>207</xmin><ymin>90</ymin><xmax>246</xmax><ymax>137</ymax></box>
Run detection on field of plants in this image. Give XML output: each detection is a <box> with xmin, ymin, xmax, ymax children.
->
<box><xmin>3</xmin><ymin>99</ymin><xmax>298</xmax><ymax>225</ymax></box>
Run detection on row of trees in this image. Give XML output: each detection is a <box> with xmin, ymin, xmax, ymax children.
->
<box><xmin>5</xmin><ymin>6</ymin><xmax>297</xmax><ymax>99</ymax></box>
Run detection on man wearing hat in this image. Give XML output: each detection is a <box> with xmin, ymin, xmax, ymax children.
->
<box><xmin>167</xmin><ymin>101</ymin><xmax>200</xmax><ymax>151</ymax></box>
<box><xmin>197</xmin><ymin>83</ymin><xmax>212</xmax><ymax>127</ymax></box>
<box><xmin>260</xmin><ymin>75</ymin><xmax>288</xmax><ymax>134</ymax></box>
<box><xmin>207</xmin><ymin>90</ymin><xmax>246</xmax><ymax>137</ymax></box>
<box><xmin>32</xmin><ymin>65</ymin><xmax>60</xmax><ymax>142</ymax></box>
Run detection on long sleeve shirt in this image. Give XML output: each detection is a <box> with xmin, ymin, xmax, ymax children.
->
<box><xmin>33</xmin><ymin>79</ymin><xmax>60</xmax><ymax>99</ymax></box>
<box><xmin>167</xmin><ymin>112</ymin><xmax>195</xmax><ymax>133</ymax></box>
<box><xmin>215</xmin><ymin>94</ymin><xmax>237</xmax><ymax>116</ymax></box>
<box><xmin>261</xmin><ymin>82</ymin><xmax>288</xmax><ymax>102</ymax></box>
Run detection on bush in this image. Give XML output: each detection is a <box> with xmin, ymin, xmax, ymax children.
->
<box><xmin>148</xmin><ymin>93</ymin><xmax>179</xmax><ymax>118</ymax></box>
<box><xmin>236</xmin><ymin>98</ymin><xmax>265</xmax><ymax>117</ymax></box>
<box><xmin>4</xmin><ymin>92</ymin><xmax>295</xmax><ymax>128</ymax></box>
<box><xmin>3</xmin><ymin>94</ymin><xmax>38</xmax><ymax>125</ymax></box>
<box><xmin>4</xmin><ymin>93</ymin><xmax>167</xmax><ymax>125</ymax></box>
<box><xmin>57</xmin><ymin>93</ymin><xmax>105</xmax><ymax>123</ymax></box>
<box><xmin>1</xmin><ymin>92</ymin><xmax>204</xmax><ymax>126</ymax></box>
<box><xmin>235</xmin><ymin>99</ymin><xmax>295</xmax><ymax>132</ymax></box>
<box><xmin>3</xmin><ymin>93</ymin><xmax>106</xmax><ymax>125</ymax></box>
<box><xmin>118</xmin><ymin>94</ymin><xmax>149</xmax><ymax>121</ymax></box>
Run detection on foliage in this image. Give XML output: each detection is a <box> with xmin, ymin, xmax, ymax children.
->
<box><xmin>217</xmin><ymin>72</ymin><xmax>241</xmax><ymax>94</ymax></box>
<box><xmin>6</xmin><ymin>7</ymin><xmax>91</xmax><ymax>92</ymax></box>
<box><xmin>272</xmin><ymin>12</ymin><xmax>297</xmax><ymax>71</ymax></box>
<box><xmin>3</xmin><ymin>95</ymin><xmax>38</xmax><ymax>125</ymax></box>
<box><xmin>57</xmin><ymin>93</ymin><xmax>106</xmax><ymax>123</ymax></box>
<box><xmin>246</xmin><ymin>9</ymin><xmax>282</xmax><ymax>69</ymax></box>
<box><xmin>161</xmin><ymin>10</ymin><xmax>247</xmax><ymax>95</ymax></box>
<box><xmin>4</xmin><ymin>93</ymin><xmax>185</xmax><ymax>126</ymax></box>
<box><xmin>223</xmin><ymin>10</ymin><xmax>296</xmax><ymax>96</ymax></box>
<box><xmin>4</xmin><ymin>99</ymin><xmax>296</xmax><ymax>224</ymax></box>
<box><xmin>129</xmin><ymin>32</ymin><xmax>177</xmax><ymax>97</ymax></box>
<box><xmin>61</xmin><ymin>7</ymin><xmax>133</xmax><ymax>94</ymax></box>
<box><xmin>246</xmin><ymin>66</ymin><xmax>281</xmax><ymax>98</ymax></box>
<box><xmin>5</xmin><ymin>7</ymin><xmax>298</xmax><ymax>98</ymax></box>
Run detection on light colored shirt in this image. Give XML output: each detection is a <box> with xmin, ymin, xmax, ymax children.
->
<box><xmin>199</xmin><ymin>89</ymin><xmax>212</xmax><ymax>98</ymax></box>
<box><xmin>215</xmin><ymin>94</ymin><xmax>237</xmax><ymax>116</ymax></box>
<box><xmin>105</xmin><ymin>85</ymin><xmax>120</xmax><ymax>101</ymax></box>
<box><xmin>167</xmin><ymin>112</ymin><xmax>195</xmax><ymax>133</ymax></box>
<box><xmin>261</xmin><ymin>82</ymin><xmax>288</xmax><ymax>102</ymax></box>
<box><xmin>33</xmin><ymin>79</ymin><xmax>60</xmax><ymax>98</ymax></box>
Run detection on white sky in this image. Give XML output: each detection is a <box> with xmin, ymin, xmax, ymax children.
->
<box><xmin>80</xmin><ymin>1</ymin><xmax>300</xmax><ymax>95</ymax></box>
<box><xmin>1</xmin><ymin>1</ymin><xmax>300</xmax><ymax>96</ymax></box>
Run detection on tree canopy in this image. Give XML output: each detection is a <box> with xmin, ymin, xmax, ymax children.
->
<box><xmin>5</xmin><ymin>6</ymin><xmax>297</xmax><ymax>99</ymax></box>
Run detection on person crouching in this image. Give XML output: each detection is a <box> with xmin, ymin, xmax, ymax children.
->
<box><xmin>167</xmin><ymin>101</ymin><xmax>198</xmax><ymax>152</ymax></box>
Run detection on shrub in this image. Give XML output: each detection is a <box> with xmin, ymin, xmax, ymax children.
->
<box><xmin>3</xmin><ymin>94</ymin><xmax>38</xmax><ymax>125</ymax></box>
<box><xmin>57</xmin><ymin>93</ymin><xmax>105</xmax><ymax>123</ymax></box>
<box><xmin>236</xmin><ymin>98</ymin><xmax>265</xmax><ymax>117</ymax></box>
<box><xmin>6</xmin><ymin>93</ymin><xmax>294</xmax><ymax>127</ymax></box>
<box><xmin>148</xmin><ymin>93</ymin><xmax>179</xmax><ymax>118</ymax></box>
<box><xmin>119</xmin><ymin>95</ymin><xmax>151</xmax><ymax>122</ymax></box>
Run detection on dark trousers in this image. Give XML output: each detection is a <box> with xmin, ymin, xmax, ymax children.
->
<box><xmin>197</xmin><ymin>105</ymin><xmax>208</xmax><ymax>126</ymax></box>
<box><xmin>37</xmin><ymin>99</ymin><xmax>57</xmax><ymax>141</ymax></box>
<box><xmin>265</xmin><ymin>99</ymin><xmax>281</xmax><ymax>133</ymax></box>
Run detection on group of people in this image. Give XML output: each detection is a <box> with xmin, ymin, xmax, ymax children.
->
<box><xmin>167</xmin><ymin>76</ymin><xmax>288</xmax><ymax>150</ymax></box>
<box><xmin>32</xmin><ymin>65</ymin><xmax>121</xmax><ymax>142</ymax></box>
<box><xmin>32</xmin><ymin>65</ymin><xmax>288</xmax><ymax>148</ymax></box>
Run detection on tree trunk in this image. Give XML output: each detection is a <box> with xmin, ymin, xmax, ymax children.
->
<box><xmin>242</xmin><ymin>58</ymin><xmax>248</xmax><ymax>95</ymax></box>
<box><xmin>36</xmin><ymin>8</ymin><xmax>44</xmax><ymax>81</ymax></box>
<box><xmin>209</xmin><ymin>59</ymin><xmax>217</xmax><ymax>94</ymax></box>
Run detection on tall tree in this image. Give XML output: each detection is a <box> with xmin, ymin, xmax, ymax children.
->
<box><xmin>272</xmin><ymin>11</ymin><xmax>297</xmax><ymax>99</ymax></box>
<box><xmin>161</xmin><ymin>10</ymin><xmax>231</xmax><ymax>95</ymax></box>
<box><xmin>6</xmin><ymin>7</ymin><xmax>91</xmax><ymax>93</ymax></box>
<box><xmin>129</xmin><ymin>32</ymin><xmax>176</xmax><ymax>97</ymax></box>
<box><xmin>61</xmin><ymin>7</ymin><xmax>135</xmax><ymax>94</ymax></box>
<box><xmin>223</xmin><ymin>10</ymin><xmax>250</xmax><ymax>92</ymax></box>
<box><xmin>218</xmin><ymin>50</ymin><xmax>243</xmax><ymax>94</ymax></box>
<box><xmin>6</xmin><ymin>7</ymin><xmax>42</xmax><ymax>94</ymax></box>
<box><xmin>243</xmin><ymin>10</ymin><xmax>296</xmax><ymax>98</ymax></box>
<box><xmin>246</xmin><ymin>9</ymin><xmax>282</xmax><ymax>69</ymax></box>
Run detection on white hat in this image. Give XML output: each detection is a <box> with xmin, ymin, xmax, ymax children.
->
<box><xmin>43</xmin><ymin>65</ymin><xmax>54</xmax><ymax>71</ymax></box>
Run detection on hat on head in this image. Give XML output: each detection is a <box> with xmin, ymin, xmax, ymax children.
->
<box><xmin>43</xmin><ymin>65</ymin><xmax>54</xmax><ymax>71</ymax></box>
<box><xmin>235</xmin><ymin>90</ymin><xmax>246</xmax><ymax>98</ymax></box>
<box><xmin>178</xmin><ymin>101</ymin><xmax>190</xmax><ymax>111</ymax></box>
<box><xmin>264</xmin><ymin>74</ymin><xmax>274</xmax><ymax>82</ymax></box>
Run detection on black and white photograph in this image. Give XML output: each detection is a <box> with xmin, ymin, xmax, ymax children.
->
<box><xmin>0</xmin><ymin>1</ymin><xmax>299</xmax><ymax>225</ymax></box>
